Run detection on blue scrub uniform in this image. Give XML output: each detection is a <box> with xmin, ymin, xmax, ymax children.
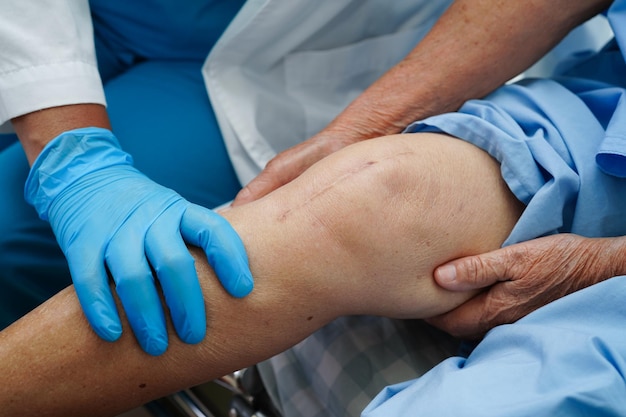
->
<box><xmin>0</xmin><ymin>0</ymin><xmax>244</xmax><ymax>328</ymax></box>
<box><xmin>364</xmin><ymin>2</ymin><xmax>626</xmax><ymax>415</ymax></box>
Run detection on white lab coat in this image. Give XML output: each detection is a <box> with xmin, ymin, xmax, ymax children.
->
<box><xmin>0</xmin><ymin>0</ymin><xmax>451</xmax><ymax>183</ymax></box>
<box><xmin>0</xmin><ymin>1</ymin><xmax>104</xmax><ymax>128</ymax></box>
<box><xmin>205</xmin><ymin>1</ymin><xmax>610</xmax><ymax>185</ymax></box>
<box><xmin>0</xmin><ymin>0</ymin><xmax>613</xmax><ymax>184</ymax></box>
<box><xmin>203</xmin><ymin>0</ymin><xmax>453</xmax><ymax>184</ymax></box>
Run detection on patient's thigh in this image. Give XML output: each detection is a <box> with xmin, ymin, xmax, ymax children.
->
<box><xmin>299</xmin><ymin>133</ymin><xmax>521</xmax><ymax>255</ymax></box>
<box><xmin>276</xmin><ymin>133</ymin><xmax>523</xmax><ymax>318</ymax></box>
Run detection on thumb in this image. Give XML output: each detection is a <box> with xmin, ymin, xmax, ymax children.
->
<box><xmin>233</xmin><ymin>173</ymin><xmax>278</xmax><ymax>206</ymax></box>
<box><xmin>233</xmin><ymin>156</ymin><xmax>299</xmax><ymax>206</ymax></box>
<box><xmin>435</xmin><ymin>249</ymin><xmax>511</xmax><ymax>291</ymax></box>
<box><xmin>233</xmin><ymin>136</ymin><xmax>332</xmax><ymax>206</ymax></box>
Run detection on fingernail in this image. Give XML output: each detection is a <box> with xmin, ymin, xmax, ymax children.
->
<box><xmin>143</xmin><ymin>334</ymin><xmax>168</xmax><ymax>356</ymax></box>
<box><xmin>93</xmin><ymin>317</ymin><xmax>123</xmax><ymax>342</ymax></box>
<box><xmin>228</xmin><ymin>263</ymin><xmax>254</xmax><ymax>298</ymax></box>
<box><xmin>98</xmin><ymin>324</ymin><xmax>122</xmax><ymax>342</ymax></box>
<box><xmin>235</xmin><ymin>187</ymin><xmax>250</xmax><ymax>202</ymax></box>
<box><xmin>176</xmin><ymin>316</ymin><xmax>206</xmax><ymax>345</ymax></box>
<box><xmin>436</xmin><ymin>264</ymin><xmax>457</xmax><ymax>284</ymax></box>
<box><xmin>233</xmin><ymin>272</ymin><xmax>254</xmax><ymax>298</ymax></box>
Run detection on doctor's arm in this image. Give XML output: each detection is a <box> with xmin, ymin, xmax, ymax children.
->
<box><xmin>2</xmin><ymin>1</ymin><xmax>253</xmax><ymax>353</ymax></box>
<box><xmin>1</xmin><ymin>0</ymin><xmax>108</xmax><ymax>163</ymax></box>
<box><xmin>0</xmin><ymin>133</ymin><xmax>523</xmax><ymax>417</ymax></box>
<box><xmin>234</xmin><ymin>0</ymin><xmax>612</xmax><ymax>204</ymax></box>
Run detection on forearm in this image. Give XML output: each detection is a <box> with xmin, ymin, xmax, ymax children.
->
<box><xmin>1</xmin><ymin>1</ymin><xmax>105</xmax><ymax>137</ymax></box>
<box><xmin>327</xmin><ymin>0</ymin><xmax>612</xmax><ymax>139</ymax></box>
<box><xmin>571</xmin><ymin>235</ymin><xmax>626</xmax><ymax>286</ymax></box>
<box><xmin>3</xmin><ymin>2</ymin><xmax>106</xmax><ymax>167</ymax></box>
<box><xmin>13</xmin><ymin>104</ymin><xmax>111</xmax><ymax>165</ymax></box>
<box><xmin>0</xmin><ymin>133</ymin><xmax>523</xmax><ymax>416</ymax></box>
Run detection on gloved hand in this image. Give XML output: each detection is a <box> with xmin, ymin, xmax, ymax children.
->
<box><xmin>25</xmin><ymin>127</ymin><xmax>253</xmax><ymax>355</ymax></box>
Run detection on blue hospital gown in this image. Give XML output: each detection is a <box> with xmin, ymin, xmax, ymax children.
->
<box><xmin>363</xmin><ymin>2</ymin><xmax>626</xmax><ymax>416</ymax></box>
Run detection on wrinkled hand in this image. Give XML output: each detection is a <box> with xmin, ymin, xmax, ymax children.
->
<box><xmin>233</xmin><ymin>127</ymin><xmax>360</xmax><ymax>205</ymax></box>
<box><xmin>427</xmin><ymin>234</ymin><xmax>626</xmax><ymax>340</ymax></box>
<box><xmin>25</xmin><ymin>127</ymin><xmax>254</xmax><ymax>355</ymax></box>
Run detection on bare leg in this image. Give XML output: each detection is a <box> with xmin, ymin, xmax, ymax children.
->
<box><xmin>0</xmin><ymin>134</ymin><xmax>522</xmax><ymax>417</ymax></box>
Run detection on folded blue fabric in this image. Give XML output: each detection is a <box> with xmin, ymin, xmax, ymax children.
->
<box><xmin>405</xmin><ymin>76</ymin><xmax>626</xmax><ymax>244</ymax></box>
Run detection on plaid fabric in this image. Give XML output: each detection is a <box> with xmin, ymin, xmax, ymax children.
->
<box><xmin>257</xmin><ymin>316</ymin><xmax>459</xmax><ymax>417</ymax></box>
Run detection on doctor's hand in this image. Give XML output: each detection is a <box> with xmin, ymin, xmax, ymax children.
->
<box><xmin>426</xmin><ymin>234</ymin><xmax>626</xmax><ymax>340</ymax></box>
<box><xmin>25</xmin><ymin>127</ymin><xmax>254</xmax><ymax>356</ymax></box>
<box><xmin>233</xmin><ymin>126</ymin><xmax>363</xmax><ymax>205</ymax></box>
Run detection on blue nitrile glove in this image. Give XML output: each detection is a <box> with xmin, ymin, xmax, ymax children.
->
<box><xmin>24</xmin><ymin>127</ymin><xmax>253</xmax><ymax>355</ymax></box>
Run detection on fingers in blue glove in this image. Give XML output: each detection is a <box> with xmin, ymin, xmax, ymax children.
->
<box><xmin>106</xmin><ymin>224</ymin><xmax>168</xmax><ymax>356</ymax></box>
<box><xmin>146</xmin><ymin>205</ymin><xmax>206</xmax><ymax>345</ymax></box>
<box><xmin>25</xmin><ymin>128</ymin><xmax>253</xmax><ymax>355</ymax></box>
<box><xmin>181</xmin><ymin>204</ymin><xmax>254</xmax><ymax>298</ymax></box>
<box><xmin>65</xmin><ymin>247</ymin><xmax>123</xmax><ymax>343</ymax></box>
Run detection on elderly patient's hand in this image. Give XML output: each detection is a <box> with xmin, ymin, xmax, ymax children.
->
<box><xmin>427</xmin><ymin>234</ymin><xmax>626</xmax><ymax>340</ymax></box>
